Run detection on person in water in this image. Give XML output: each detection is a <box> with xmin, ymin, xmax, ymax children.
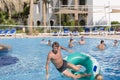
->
<box><xmin>45</xmin><ymin>42</ymin><xmax>91</xmax><ymax>80</ymax></box>
<box><xmin>0</xmin><ymin>44</ymin><xmax>11</xmax><ymax>50</ymax></box>
<box><xmin>97</xmin><ymin>40</ymin><xmax>106</xmax><ymax>50</ymax></box>
<box><xmin>95</xmin><ymin>74</ymin><xmax>103</xmax><ymax>80</ymax></box>
<box><xmin>113</xmin><ymin>40</ymin><xmax>118</xmax><ymax>47</ymax></box>
<box><xmin>68</xmin><ymin>38</ymin><xmax>74</xmax><ymax>48</ymax></box>
<box><xmin>40</xmin><ymin>39</ymin><xmax>47</xmax><ymax>44</ymax></box>
<box><xmin>79</xmin><ymin>36</ymin><xmax>85</xmax><ymax>45</ymax></box>
<box><xmin>47</xmin><ymin>40</ymin><xmax>52</xmax><ymax>46</ymax></box>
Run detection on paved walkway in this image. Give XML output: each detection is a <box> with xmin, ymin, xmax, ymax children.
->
<box><xmin>0</xmin><ymin>33</ymin><xmax>120</xmax><ymax>40</ymax></box>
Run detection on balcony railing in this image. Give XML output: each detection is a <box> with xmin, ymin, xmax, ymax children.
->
<box><xmin>53</xmin><ymin>5</ymin><xmax>90</xmax><ymax>14</ymax></box>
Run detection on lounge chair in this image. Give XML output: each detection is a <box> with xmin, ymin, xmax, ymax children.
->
<box><xmin>108</xmin><ymin>28</ymin><xmax>114</xmax><ymax>35</ymax></box>
<box><xmin>84</xmin><ymin>27</ymin><xmax>90</xmax><ymax>35</ymax></box>
<box><xmin>0</xmin><ymin>30</ymin><xmax>3</xmax><ymax>36</ymax></box>
<box><xmin>91</xmin><ymin>27</ymin><xmax>99</xmax><ymax>35</ymax></box>
<box><xmin>2</xmin><ymin>29</ymin><xmax>10</xmax><ymax>36</ymax></box>
<box><xmin>52</xmin><ymin>32</ymin><xmax>59</xmax><ymax>36</ymax></box>
<box><xmin>72</xmin><ymin>31</ymin><xmax>79</xmax><ymax>36</ymax></box>
<box><xmin>62</xmin><ymin>28</ymin><xmax>69</xmax><ymax>36</ymax></box>
<box><xmin>7</xmin><ymin>29</ymin><xmax>16</xmax><ymax>36</ymax></box>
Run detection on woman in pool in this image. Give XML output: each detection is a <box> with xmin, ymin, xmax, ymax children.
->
<box><xmin>68</xmin><ymin>38</ymin><xmax>74</xmax><ymax>48</ymax></box>
<box><xmin>45</xmin><ymin>42</ymin><xmax>91</xmax><ymax>80</ymax></box>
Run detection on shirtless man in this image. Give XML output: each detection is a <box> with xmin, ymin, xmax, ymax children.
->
<box><xmin>113</xmin><ymin>40</ymin><xmax>118</xmax><ymax>47</ymax></box>
<box><xmin>79</xmin><ymin>36</ymin><xmax>85</xmax><ymax>45</ymax></box>
<box><xmin>97</xmin><ymin>40</ymin><xmax>106</xmax><ymax>50</ymax></box>
<box><xmin>46</xmin><ymin>42</ymin><xmax>90</xmax><ymax>80</ymax></box>
<box><xmin>95</xmin><ymin>74</ymin><xmax>103</xmax><ymax>80</ymax></box>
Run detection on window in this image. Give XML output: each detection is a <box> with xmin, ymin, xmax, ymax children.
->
<box><xmin>61</xmin><ymin>0</ymin><xmax>68</xmax><ymax>5</ymax></box>
<box><xmin>79</xmin><ymin>0</ymin><xmax>86</xmax><ymax>5</ymax></box>
<box><xmin>80</xmin><ymin>20</ymin><xmax>86</xmax><ymax>26</ymax></box>
<box><xmin>37</xmin><ymin>21</ymin><xmax>41</xmax><ymax>26</ymax></box>
<box><xmin>36</xmin><ymin>4</ymin><xmax>39</xmax><ymax>14</ymax></box>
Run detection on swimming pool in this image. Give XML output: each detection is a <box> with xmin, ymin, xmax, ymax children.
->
<box><xmin>0</xmin><ymin>37</ymin><xmax>120</xmax><ymax>80</ymax></box>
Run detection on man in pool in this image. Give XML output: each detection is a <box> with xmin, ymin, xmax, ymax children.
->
<box><xmin>97</xmin><ymin>40</ymin><xmax>106</xmax><ymax>50</ymax></box>
<box><xmin>95</xmin><ymin>74</ymin><xmax>103</xmax><ymax>80</ymax></box>
<box><xmin>113</xmin><ymin>40</ymin><xmax>118</xmax><ymax>47</ymax></box>
<box><xmin>79</xmin><ymin>36</ymin><xmax>86</xmax><ymax>45</ymax></box>
<box><xmin>45</xmin><ymin>42</ymin><xmax>91</xmax><ymax>80</ymax></box>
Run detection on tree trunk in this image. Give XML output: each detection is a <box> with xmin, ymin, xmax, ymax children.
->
<box><xmin>42</xmin><ymin>0</ymin><xmax>47</xmax><ymax>33</ymax></box>
<box><xmin>8</xmin><ymin>9</ymin><xmax>12</xmax><ymax>20</ymax></box>
<box><xmin>74</xmin><ymin>0</ymin><xmax>78</xmax><ymax>26</ymax></box>
<box><xmin>29</xmin><ymin>0</ymin><xmax>33</xmax><ymax>35</ymax></box>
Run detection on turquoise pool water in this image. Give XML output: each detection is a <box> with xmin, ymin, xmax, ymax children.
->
<box><xmin>0</xmin><ymin>37</ymin><xmax>120</xmax><ymax>80</ymax></box>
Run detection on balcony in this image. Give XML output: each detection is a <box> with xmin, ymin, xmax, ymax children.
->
<box><xmin>54</xmin><ymin>5</ymin><xmax>89</xmax><ymax>14</ymax></box>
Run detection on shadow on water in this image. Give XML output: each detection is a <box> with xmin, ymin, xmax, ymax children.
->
<box><xmin>0</xmin><ymin>55</ymin><xmax>19</xmax><ymax>67</ymax></box>
<box><xmin>0</xmin><ymin>48</ymin><xmax>19</xmax><ymax>67</ymax></box>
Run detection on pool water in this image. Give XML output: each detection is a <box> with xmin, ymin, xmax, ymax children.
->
<box><xmin>0</xmin><ymin>37</ymin><xmax>120</xmax><ymax>80</ymax></box>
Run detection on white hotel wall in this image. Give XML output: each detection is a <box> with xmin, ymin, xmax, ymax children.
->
<box><xmin>93</xmin><ymin>0</ymin><xmax>120</xmax><ymax>26</ymax></box>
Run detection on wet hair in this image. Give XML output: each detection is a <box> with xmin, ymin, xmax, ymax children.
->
<box><xmin>81</xmin><ymin>36</ymin><xmax>84</xmax><ymax>40</ymax></box>
<box><xmin>70</xmin><ymin>39</ymin><xmax>73</xmax><ymax>42</ymax></box>
<box><xmin>42</xmin><ymin>39</ymin><xmax>44</xmax><ymax>41</ymax></box>
<box><xmin>114</xmin><ymin>40</ymin><xmax>118</xmax><ymax>43</ymax></box>
<box><xmin>52</xmin><ymin>42</ymin><xmax>59</xmax><ymax>48</ymax></box>
<box><xmin>48</xmin><ymin>40</ymin><xmax>51</xmax><ymax>42</ymax></box>
<box><xmin>95</xmin><ymin>74</ymin><xmax>103</xmax><ymax>80</ymax></box>
<box><xmin>101</xmin><ymin>40</ymin><xmax>104</xmax><ymax>44</ymax></box>
<box><xmin>81</xmin><ymin>36</ymin><xmax>84</xmax><ymax>38</ymax></box>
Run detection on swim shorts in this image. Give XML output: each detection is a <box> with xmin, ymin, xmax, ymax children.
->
<box><xmin>57</xmin><ymin>60</ymin><xmax>68</xmax><ymax>72</ymax></box>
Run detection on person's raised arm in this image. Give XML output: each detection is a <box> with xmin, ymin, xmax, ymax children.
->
<box><xmin>45</xmin><ymin>53</ymin><xmax>51</xmax><ymax>80</ymax></box>
<box><xmin>60</xmin><ymin>46</ymin><xmax>73</xmax><ymax>53</ymax></box>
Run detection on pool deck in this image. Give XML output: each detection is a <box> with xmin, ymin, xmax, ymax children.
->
<box><xmin>0</xmin><ymin>33</ymin><xmax>120</xmax><ymax>40</ymax></box>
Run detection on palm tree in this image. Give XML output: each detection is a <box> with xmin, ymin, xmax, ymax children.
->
<box><xmin>0</xmin><ymin>0</ymin><xmax>25</xmax><ymax>20</ymax></box>
<box><xmin>74</xmin><ymin>0</ymin><xmax>79</xmax><ymax>26</ymax></box>
<box><xmin>29</xmin><ymin>0</ymin><xmax>33</xmax><ymax>35</ymax></box>
<box><xmin>42</xmin><ymin>0</ymin><xmax>47</xmax><ymax>32</ymax></box>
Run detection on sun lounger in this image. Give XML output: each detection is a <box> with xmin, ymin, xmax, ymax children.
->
<box><xmin>0</xmin><ymin>30</ymin><xmax>3</xmax><ymax>36</ymax></box>
<box><xmin>62</xmin><ymin>28</ymin><xmax>69</xmax><ymax>36</ymax></box>
<box><xmin>7</xmin><ymin>29</ymin><xmax>16</xmax><ymax>36</ymax></box>
<box><xmin>52</xmin><ymin>32</ymin><xmax>59</xmax><ymax>36</ymax></box>
<box><xmin>72</xmin><ymin>31</ymin><xmax>79</xmax><ymax>36</ymax></box>
<box><xmin>2</xmin><ymin>29</ymin><xmax>10</xmax><ymax>36</ymax></box>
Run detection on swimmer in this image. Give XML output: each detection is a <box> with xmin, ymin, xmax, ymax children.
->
<box><xmin>68</xmin><ymin>38</ymin><xmax>74</xmax><ymax>48</ymax></box>
<box><xmin>97</xmin><ymin>40</ymin><xmax>106</xmax><ymax>50</ymax></box>
<box><xmin>0</xmin><ymin>44</ymin><xmax>11</xmax><ymax>50</ymax></box>
<box><xmin>46</xmin><ymin>42</ymin><xmax>91</xmax><ymax>80</ymax></box>
<box><xmin>47</xmin><ymin>40</ymin><xmax>52</xmax><ymax>46</ymax></box>
<box><xmin>79</xmin><ymin>36</ymin><xmax>85</xmax><ymax>45</ymax></box>
<box><xmin>95</xmin><ymin>74</ymin><xmax>103</xmax><ymax>80</ymax></box>
<box><xmin>113</xmin><ymin>40</ymin><xmax>118</xmax><ymax>47</ymax></box>
<box><xmin>40</xmin><ymin>39</ymin><xmax>47</xmax><ymax>44</ymax></box>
